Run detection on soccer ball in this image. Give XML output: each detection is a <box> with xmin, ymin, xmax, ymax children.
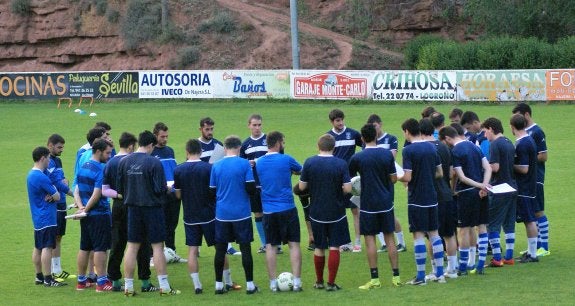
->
<box><xmin>163</xmin><ymin>247</ymin><xmax>176</xmax><ymax>263</ymax></box>
<box><xmin>351</xmin><ymin>175</ymin><xmax>361</xmax><ymax>196</ymax></box>
<box><xmin>277</xmin><ymin>272</ymin><xmax>294</xmax><ymax>291</ymax></box>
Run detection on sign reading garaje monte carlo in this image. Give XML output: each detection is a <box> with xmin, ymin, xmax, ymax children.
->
<box><xmin>0</xmin><ymin>73</ymin><xmax>68</xmax><ymax>99</ymax></box>
<box><xmin>68</xmin><ymin>72</ymin><xmax>138</xmax><ymax>99</ymax></box>
<box><xmin>456</xmin><ymin>70</ymin><xmax>546</xmax><ymax>101</ymax></box>
<box><xmin>546</xmin><ymin>69</ymin><xmax>575</xmax><ymax>100</ymax></box>
<box><xmin>372</xmin><ymin>71</ymin><xmax>456</xmax><ymax>101</ymax></box>
<box><xmin>213</xmin><ymin>70</ymin><xmax>290</xmax><ymax>98</ymax></box>
<box><xmin>138</xmin><ymin>71</ymin><xmax>214</xmax><ymax>98</ymax></box>
<box><xmin>291</xmin><ymin>71</ymin><xmax>370</xmax><ymax>99</ymax></box>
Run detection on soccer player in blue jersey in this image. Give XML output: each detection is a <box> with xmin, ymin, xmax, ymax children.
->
<box><xmin>512</xmin><ymin>103</ymin><xmax>549</xmax><ymax>256</ymax></box>
<box><xmin>481</xmin><ymin>118</ymin><xmax>518</xmax><ymax>267</ymax></box>
<box><xmin>255</xmin><ymin>131</ymin><xmax>303</xmax><ymax>292</ymax></box>
<box><xmin>400</xmin><ymin>119</ymin><xmax>446</xmax><ymax>285</ymax></box>
<box><xmin>449</xmin><ymin>108</ymin><xmax>463</xmax><ymax>124</ymax></box>
<box><xmin>461</xmin><ymin>111</ymin><xmax>490</xmax><ymax>159</ymax></box>
<box><xmin>45</xmin><ymin>134</ymin><xmax>76</xmax><ymax>282</ymax></box>
<box><xmin>439</xmin><ymin>126</ymin><xmax>492</xmax><ymax>275</ymax></box>
<box><xmin>198</xmin><ymin>117</ymin><xmax>240</xmax><ymax>256</ymax></box>
<box><xmin>152</xmin><ymin>122</ymin><xmax>186</xmax><ymax>263</ymax></box>
<box><xmin>420</xmin><ymin>119</ymin><xmax>459</xmax><ymax>279</ymax></box>
<box><xmin>211</xmin><ymin>135</ymin><xmax>259</xmax><ymax>294</ymax></box>
<box><xmin>28</xmin><ymin>146</ymin><xmax>65</xmax><ymax>287</ymax></box>
<box><xmin>76</xmin><ymin>122</ymin><xmax>116</xmax><ymax>162</ymax></box>
<box><xmin>349</xmin><ymin>124</ymin><xmax>401</xmax><ymax>289</ymax></box>
<box><xmin>300</xmin><ymin>134</ymin><xmax>352</xmax><ymax>291</ymax></box>
<box><xmin>118</xmin><ymin>130</ymin><xmax>181</xmax><ymax>296</ymax></box>
<box><xmin>73</xmin><ymin>139</ymin><xmax>113</xmax><ymax>292</ymax></box>
<box><xmin>174</xmin><ymin>138</ymin><xmax>241</xmax><ymax>294</ymax></box>
<box><xmin>102</xmin><ymin>132</ymin><xmax>158</xmax><ymax>292</ymax></box>
<box><xmin>240</xmin><ymin>114</ymin><xmax>277</xmax><ymax>254</ymax></box>
<box><xmin>510</xmin><ymin>114</ymin><xmax>540</xmax><ymax>263</ymax></box>
<box><xmin>327</xmin><ymin>109</ymin><xmax>362</xmax><ymax>252</ymax></box>
<box><xmin>72</xmin><ymin>127</ymin><xmax>107</xmax><ymax>190</ymax></box>
<box><xmin>367</xmin><ymin>114</ymin><xmax>407</xmax><ymax>253</ymax></box>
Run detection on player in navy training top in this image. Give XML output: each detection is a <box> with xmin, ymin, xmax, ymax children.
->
<box><xmin>513</xmin><ymin>103</ymin><xmax>550</xmax><ymax>255</ymax></box>
<box><xmin>28</xmin><ymin>146</ymin><xmax>63</xmax><ymax>287</ymax></box>
<box><xmin>510</xmin><ymin>114</ymin><xmax>540</xmax><ymax>263</ymax></box>
<box><xmin>440</xmin><ymin>125</ymin><xmax>492</xmax><ymax>275</ymax></box>
<box><xmin>152</xmin><ymin>122</ymin><xmax>184</xmax><ymax>262</ymax></box>
<box><xmin>349</xmin><ymin>124</ymin><xmax>401</xmax><ymax>289</ymax></box>
<box><xmin>400</xmin><ymin>119</ymin><xmax>445</xmax><ymax>285</ymax></box>
<box><xmin>45</xmin><ymin>134</ymin><xmax>75</xmax><ymax>281</ymax></box>
<box><xmin>461</xmin><ymin>111</ymin><xmax>490</xmax><ymax>159</ymax></box>
<box><xmin>256</xmin><ymin>131</ymin><xmax>303</xmax><ymax>292</ymax></box>
<box><xmin>210</xmin><ymin>135</ymin><xmax>259</xmax><ymax>294</ymax></box>
<box><xmin>300</xmin><ymin>134</ymin><xmax>352</xmax><ymax>291</ymax></box>
<box><xmin>327</xmin><ymin>109</ymin><xmax>362</xmax><ymax>252</ymax></box>
<box><xmin>73</xmin><ymin>139</ymin><xmax>113</xmax><ymax>291</ymax></box>
<box><xmin>240</xmin><ymin>114</ymin><xmax>271</xmax><ymax>253</ymax></box>
<box><xmin>481</xmin><ymin>118</ymin><xmax>518</xmax><ymax>266</ymax></box>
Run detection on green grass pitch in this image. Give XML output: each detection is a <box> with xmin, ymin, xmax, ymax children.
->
<box><xmin>1</xmin><ymin>100</ymin><xmax>573</xmax><ymax>305</ymax></box>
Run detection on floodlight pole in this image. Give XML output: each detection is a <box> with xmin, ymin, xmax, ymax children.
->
<box><xmin>290</xmin><ymin>0</ymin><xmax>300</xmax><ymax>69</ymax></box>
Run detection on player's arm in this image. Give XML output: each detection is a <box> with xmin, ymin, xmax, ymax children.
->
<box><xmin>298</xmin><ymin>181</ymin><xmax>308</xmax><ymax>193</ymax></box>
<box><xmin>435</xmin><ymin>164</ymin><xmax>443</xmax><ymax>179</ymax></box>
<box><xmin>342</xmin><ymin>182</ymin><xmax>352</xmax><ymax>194</ymax></box>
<box><xmin>389</xmin><ymin>174</ymin><xmax>397</xmax><ymax>184</ymax></box>
<box><xmin>47</xmin><ymin>186</ymin><xmax>61</xmax><ymax>202</ymax></box>
<box><xmin>481</xmin><ymin>157</ymin><xmax>492</xmax><ymax>186</ymax></box>
<box><xmin>537</xmin><ymin>151</ymin><xmax>547</xmax><ymax>163</ymax></box>
<box><xmin>399</xmin><ymin>170</ymin><xmax>411</xmax><ymax>183</ymax></box>
<box><xmin>490</xmin><ymin>162</ymin><xmax>500</xmax><ymax>173</ymax></box>
<box><xmin>82</xmin><ymin>188</ymin><xmax>102</xmax><ymax>213</ymax></box>
<box><xmin>102</xmin><ymin>185</ymin><xmax>122</xmax><ymax>199</ymax></box>
<box><xmin>453</xmin><ymin>167</ymin><xmax>483</xmax><ymax>189</ymax></box>
<box><xmin>73</xmin><ymin>185</ymin><xmax>83</xmax><ymax>209</ymax></box>
<box><xmin>513</xmin><ymin>164</ymin><xmax>528</xmax><ymax>174</ymax></box>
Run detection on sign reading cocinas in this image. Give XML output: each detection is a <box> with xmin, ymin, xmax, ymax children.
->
<box><xmin>0</xmin><ymin>73</ymin><xmax>67</xmax><ymax>98</ymax></box>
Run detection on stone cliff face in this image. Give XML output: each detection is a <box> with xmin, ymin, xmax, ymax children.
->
<box><xmin>0</xmin><ymin>0</ymin><xmax>465</xmax><ymax>72</ymax></box>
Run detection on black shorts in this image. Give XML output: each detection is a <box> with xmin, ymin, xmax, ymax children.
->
<box><xmin>185</xmin><ymin>220</ymin><xmax>216</xmax><ymax>247</ymax></box>
<box><xmin>488</xmin><ymin>192</ymin><xmax>517</xmax><ymax>233</ymax></box>
<box><xmin>344</xmin><ymin>194</ymin><xmax>358</xmax><ymax>209</ymax></box>
<box><xmin>408</xmin><ymin>205</ymin><xmax>439</xmax><ymax>233</ymax></box>
<box><xmin>127</xmin><ymin>206</ymin><xmax>166</xmax><ymax>244</ymax></box>
<box><xmin>438</xmin><ymin>200</ymin><xmax>457</xmax><ymax>238</ymax></box>
<box><xmin>215</xmin><ymin>218</ymin><xmax>254</xmax><ymax>244</ymax></box>
<box><xmin>263</xmin><ymin>207</ymin><xmax>301</xmax><ymax>245</ymax></box>
<box><xmin>360</xmin><ymin>210</ymin><xmax>395</xmax><ymax>236</ymax></box>
<box><xmin>456</xmin><ymin>189</ymin><xmax>483</xmax><ymax>228</ymax></box>
<box><xmin>250</xmin><ymin>190</ymin><xmax>263</xmax><ymax>213</ymax></box>
<box><xmin>311</xmin><ymin>217</ymin><xmax>350</xmax><ymax>249</ymax></box>
<box><xmin>34</xmin><ymin>226</ymin><xmax>57</xmax><ymax>250</ymax></box>
<box><xmin>535</xmin><ymin>183</ymin><xmax>545</xmax><ymax>212</ymax></box>
<box><xmin>80</xmin><ymin>214</ymin><xmax>112</xmax><ymax>252</ymax></box>
<box><xmin>56</xmin><ymin>210</ymin><xmax>67</xmax><ymax>236</ymax></box>
<box><xmin>516</xmin><ymin>196</ymin><xmax>537</xmax><ymax>223</ymax></box>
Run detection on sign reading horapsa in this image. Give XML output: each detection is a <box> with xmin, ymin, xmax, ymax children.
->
<box><xmin>0</xmin><ymin>73</ymin><xmax>68</xmax><ymax>99</ymax></box>
<box><xmin>546</xmin><ymin>69</ymin><xmax>575</xmax><ymax>100</ymax></box>
<box><xmin>456</xmin><ymin>70</ymin><xmax>546</xmax><ymax>101</ymax></box>
<box><xmin>213</xmin><ymin>70</ymin><xmax>290</xmax><ymax>98</ymax></box>
<box><xmin>372</xmin><ymin>71</ymin><xmax>456</xmax><ymax>101</ymax></box>
<box><xmin>291</xmin><ymin>71</ymin><xmax>370</xmax><ymax>99</ymax></box>
<box><xmin>138</xmin><ymin>71</ymin><xmax>214</xmax><ymax>99</ymax></box>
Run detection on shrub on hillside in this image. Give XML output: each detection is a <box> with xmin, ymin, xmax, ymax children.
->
<box><xmin>170</xmin><ymin>46</ymin><xmax>201</xmax><ymax>69</ymax></box>
<box><xmin>403</xmin><ymin>34</ymin><xmax>447</xmax><ymax>69</ymax></box>
<box><xmin>121</xmin><ymin>0</ymin><xmax>162</xmax><ymax>50</ymax></box>
<box><xmin>198</xmin><ymin>11</ymin><xmax>236</xmax><ymax>34</ymax></box>
<box><xmin>553</xmin><ymin>36</ymin><xmax>575</xmax><ymax>68</ymax></box>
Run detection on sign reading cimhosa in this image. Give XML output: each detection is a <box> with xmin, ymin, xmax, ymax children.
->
<box><xmin>138</xmin><ymin>71</ymin><xmax>214</xmax><ymax>98</ymax></box>
<box><xmin>372</xmin><ymin>71</ymin><xmax>457</xmax><ymax>101</ymax></box>
<box><xmin>291</xmin><ymin>71</ymin><xmax>371</xmax><ymax>99</ymax></box>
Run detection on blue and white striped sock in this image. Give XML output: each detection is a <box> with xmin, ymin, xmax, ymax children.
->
<box><xmin>504</xmin><ymin>232</ymin><xmax>515</xmax><ymax>260</ymax></box>
<box><xmin>488</xmin><ymin>232</ymin><xmax>502</xmax><ymax>261</ymax></box>
<box><xmin>537</xmin><ymin>215</ymin><xmax>549</xmax><ymax>251</ymax></box>
<box><xmin>431</xmin><ymin>236</ymin><xmax>444</xmax><ymax>278</ymax></box>
<box><xmin>414</xmin><ymin>238</ymin><xmax>426</xmax><ymax>281</ymax></box>
<box><xmin>477</xmin><ymin>233</ymin><xmax>488</xmax><ymax>270</ymax></box>
<box><xmin>459</xmin><ymin>248</ymin><xmax>469</xmax><ymax>273</ymax></box>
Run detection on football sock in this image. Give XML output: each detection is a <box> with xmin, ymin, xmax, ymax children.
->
<box><xmin>504</xmin><ymin>232</ymin><xmax>515</xmax><ymax>260</ymax></box>
<box><xmin>431</xmin><ymin>236</ymin><xmax>445</xmax><ymax>277</ymax></box>
<box><xmin>528</xmin><ymin>237</ymin><xmax>538</xmax><ymax>258</ymax></box>
<box><xmin>255</xmin><ymin>217</ymin><xmax>266</xmax><ymax>246</ymax></box>
<box><xmin>414</xmin><ymin>238</ymin><xmax>426</xmax><ymax>281</ymax></box>
<box><xmin>97</xmin><ymin>275</ymin><xmax>109</xmax><ymax>286</ymax></box>
<box><xmin>370</xmin><ymin>268</ymin><xmax>379</xmax><ymax>279</ymax></box>
<box><xmin>477</xmin><ymin>233</ymin><xmax>488</xmax><ymax>270</ymax></box>
<box><xmin>392</xmin><ymin>268</ymin><xmax>399</xmax><ymax>277</ymax></box>
<box><xmin>354</xmin><ymin>237</ymin><xmax>361</xmax><ymax>246</ymax></box>
<box><xmin>113</xmin><ymin>279</ymin><xmax>121</xmax><ymax>288</ymax></box>
<box><xmin>489</xmin><ymin>232</ymin><xmax>502</xmax><ymax>261</ymax></box>
<box><xmin>294</xmin><ymin>277</ymin><xmax>302</xmax><ymax>287</ymax></box>
<box><xmin>141</xmin><ymin>279</ymin><xmax>150</xmax><ymax>288</ymax></box>
<box><xmin>51</xmin><ymin>257</ymin><xmax>62</xmax><ymax>275</ymax></box>
<box><xmin>459</xmin><ymin>248</ymin><xmax>469</xmax><ymax>273</ymax></box>
<box><xmin>124</xmin><ymin>278</ymin><xmax>134</xmax><ymax>291</ymax></box>
<box><xmin>36</xmin><ymin>272</ymin><xmax>44</xmax><ymax>282</ymax></box>
<box><xmin>468</xmin><ymin>246</ymin><xmax>477</xmax><ymax>269</ymax></box>
<box><xmin>227</xmin><ymin>243</ymin><xmax>233</xmax><ymax>250</ymax></box>
<box><xmin>327</xmin><ymin>250</ymin><xmax>340</xmax><ymax>284</ymax></box>
<box><xmin>191</xmin><ymin>273</ymin><xmax>201</xmax><ymax>289</ymax></box>
<box><xmin>214</xmin><ymin>243</ymin><xmax>227</xmax><ymax>282</ymax></box>
<box><xmin>246</xmin><ymin>281</ymin><xmax>255</xmax><ymax>291</ymax></box>
<box><xmin>537</xmin><ymin>215</ymin><xmax>549</xmax><ymax>251</ymax></box>
<box><xmin>223</xmin><ymin>269</ymin><xmax>232</xmax><ymax>285</ymax></box>
<box><xmin>314</xmin><ymin>255</ymin><xmax>325</xmax><ymax>283</ymax></box>
<box><xmin>78</xmin><ymin>275</ymin><xmax>87</xmax><ymax>283</ymax></box>
<box><xmin>44</xmin><ymin>274</ymin><xmax>53</xmax><ymax>284</ymax></box>
<box><xmin>447</xmin><ymin>255</ymin><xmax>458</xmax><ymax>272</ymax></box>
<box><xmin>377</xmin><ymin>233</ymin><xmax>385</xmax><ymax>246</ymax></box>
<box><xmin>396</xmin><ymin>231</ymin><xmax>405</xmax><ymax>246</ymax></box>
<box><xmin>215</xmin><ymin>281</ymin><xmax>224</xmax><ymax>290</ymax></box>
<box><xmin>239</xmin><ymin>243</ymin><xmax>254</xmax><ymax>282</ymax></box>
<box><xmin>158</xmin><ymin>274</ymin><xmax>170</xmax><ymax>291</ymax></box>
<box><xmin>269</xmin><ymin>279</ymin><xmax>277</xmax><ymax>290</ymax></box>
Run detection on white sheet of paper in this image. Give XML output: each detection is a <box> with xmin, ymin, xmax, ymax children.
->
<box><xmin>209</xmin><ymin>143</ymin><xmax>225</xmax><ymax>164</ymax></box>
<box><xmin>487</xmin><ymin>183</ymin><xmax>517</xmax><ymax>194</ymax></box>
<box><xmin>167</xmin><ymin>181</ymin><xmax>174</xmax><ymax>188</ymax></box>
<box><xmin>395</xmin><ymin>161</ymin><xmax>404</xmax><ymax>178</ymax></box>
<box><xmin>350</xmin><ymin>195</ymin><xmax>361</xmax><ymax>208</ymax></box>
<box><xmin>65</xmin><ymin>212</ymin><xmax>87</xmax><ymax>219</ymax></box>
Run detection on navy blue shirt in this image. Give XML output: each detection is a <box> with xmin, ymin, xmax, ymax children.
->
<box><xmin>428</xmin><ymin>140</ymin><xmax>453</xmax><ymax>202</ymax></box>
<box><xmin>118</xmin><ymin>152</ymin><xmax>167</xmax><ymax>207</ymax></box>
<box><xmin>103</xmin><ymin>154</ymin><xmax>127</xmax><ymax>194</ymax></box>
<box><xmin>515</xmin><ymin>135</ymin><xmax>538</xmax><ymax>197</ymax></box>
<box><xmin>300</xmin><ymin>155</ymin><xmax>351</xmax><ymax>223</ymax></box>
<box><xmin>199</xmin><ymin>138</ymin><xmax>224</xmax><ymax>163</ymax></box>
<box><xmin>210</xmin><ymin>156</ymin><xmax>254</xmax><ymax>221</ymax></box>
<box><xmin>328</xmin><ymin>127</ymin><xmax>362</xmax><ymax>162</ymax></box>
<box><xmin>151</xmin><ymin>146</ymin><xmax>177</xmax><ymax>182</ymax></box>
<box><xmin>489</xmin><ymin>136</ymin><xmax>517</xmax><ymax>189</ymax></box>
<box><xmin>402</xmin><ymin>141</ymin><xmax>441</xmax><ymax>207</ymax></box>
<box><xmin>174</xmin><ymin>160</ymin><xmax>215</xmax><ymax>224</ymax></box>
<box><xmin>349</xmin><ymin>147</ymin><xmax>396</xmax><ymax>213</ymax></box>
<box><xmin>452</xmin><ymin>140</ymin><xmax>486</xmax><ymax>192</ymax></box>
<box><xmin>240</xmin><ymin>134</ymin><xmax>268</xmax><ymax>161</ymax></box>
<box><xmin>525</xmin><ymin>124</ymin><xmax>547</xmax><ymax>183</ymax></box>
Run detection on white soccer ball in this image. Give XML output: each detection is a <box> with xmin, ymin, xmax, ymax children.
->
<box><xmin>89</xmin><ymin>112</ymin><xmax>97</xmax><ymax>117</ymax></box>
<box><xmin>163</xmin><ymin>247</ymin><xmax>176</xmax><ymax>263</ymax></box>
<box><xmin>351</xmin><ymin>175</ymin><xmax>361</xmax><ymax>196</ymax></box>
<box><xmin>277</xmin><ymin>272</ymin><xmax>294</xmax><ymax>291</ymax></box>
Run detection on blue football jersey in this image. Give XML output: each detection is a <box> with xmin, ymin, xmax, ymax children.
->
<box><xmin>402</xmin><ymin>141</ymin><xmax>440</xmax><ymax>207</ymax></box>
<box><xmin>328</xmin><ymin>127</ymin><xmax>362</xmax><ymax>162</ymax></box>
<box><xmin>27</xmin><ymin>169</ymin><xmax>58</xmax><ymax>230</ymax></box>
<box><xmin>210</xmin><ymin>156</ymin><xmax>254</xmax><ymax>221</ymax></box>
<box><xmin>256</xmin><ymin>153</ymin><xmax>302</xmax><ymax>214</ymax></box>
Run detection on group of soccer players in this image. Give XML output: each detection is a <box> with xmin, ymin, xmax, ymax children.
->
<box><xmin>27</xmin><ymin>102</ymin><xmax>549</xmax><ymax>296</ymax></box>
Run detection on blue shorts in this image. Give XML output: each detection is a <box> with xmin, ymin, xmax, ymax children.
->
<box><xmin>34</xmin><ymin>226</ymin><xmax>57</xmax><ymax>250</ymax></box>
<box><xmin>360</xmin><ymin>210</ymin><xmax>395</xmax><ymax>236</ymax></box>
<box><xmin>185</xmin><ymin>221</ymin><xmax>216</xmax><ymax>247</ymax></box>
<box><xmin>127</xmin><ymin>206</ymin><xmax>166</xmax><ymax>244</ymax></box>
<box><xmin>516</xmin><ymin>196</ymin><xmax>537</xmax><ymax>223</ymax></box>
<box><xmin>438</xmin><ymin>200</ymin><xmax>457</xmax><ymax>237</ymax></box>
<box><xmin>535</xmin><ymin>183</ymin><xmax>544</xmax><ymax>212</ymax></box>
<box><xmin>263</xmin><ymin>207</ymin><xmax>301</xmax><ymax>245</ymax></box>
<box><xmin>488</xmin><ymin>192</ymin><xmax>517</xmax><ymax>233</ymax></box>
<box><xmin>215</xmin><ymin>218</ymin><xmax>253</xmax><ymax>244</ymax></box>
<box><xmin>56</xmin><ymin>210</ymin><xmax>67</xmax><ymax>236</ymax></box>
<box><xmin>456</xmin><ymin>189</ymin><xmax>484</xmax><ymax>227</ymax></box>
<box><xmin>408</xmin><ymin>205</ymin><xmax>439</xmax><ymax>233</ymax></box>
<box><xmin>80</xmin><ymin>214</ymin><xmax>112</xmax><ymax>252</ymax></box>
<box><xmin>311</xmin><ymin>217</ymin><xmax>350</xmax><ymax>249</ymax></box>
